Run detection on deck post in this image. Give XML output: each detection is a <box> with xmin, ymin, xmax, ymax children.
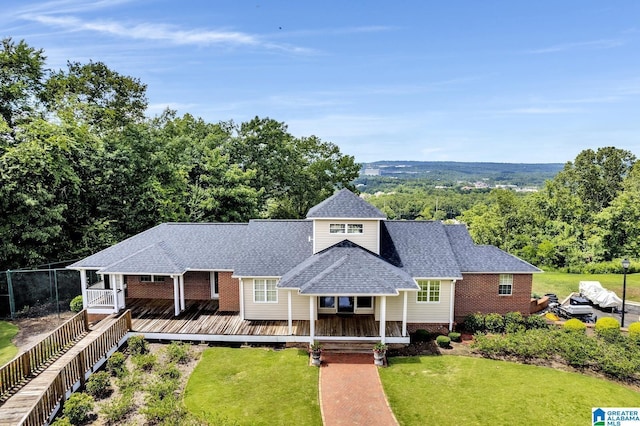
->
<box><xmin>179</xmin><ymin>275</ymin><xmax>185</xmax><ymax>311</ymax></box>
<box><xmin>173</xmin><ymin>276</ymin><xmax>180</xmax><ymax>316</ymax></box>
<box><xmin>309</xmin><ymin>296</ymin><xmax>315</xmax><ymax>344</ymax></box>
<box><xmin>379</xmin><ymin>295</ymin><xmax>386</xmax><ymax>343</ymax></box>
<box><xmin>287</xmin><ymin>291</ymin><xmax>293</xmax><ymax>335</ymax></box>
<box><xmin>111</xmin><ymin>274</ymin><xmax>118</xmax><ymax>313</ymax></box>
<box><xmin>80</xmin><ymin>270</ymin><xmax>88</xmax><ymax>309</ymax></box>
<box><xmin>402</xmin><ymin>291</ymin><xmax>408</xmax><ymax>337</ymax></box>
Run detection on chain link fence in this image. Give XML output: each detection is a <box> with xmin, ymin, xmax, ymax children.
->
<box><xmin>0</xmin><ymin>261</ymin><xmax>99</xmax><ymax>319</ymax></box>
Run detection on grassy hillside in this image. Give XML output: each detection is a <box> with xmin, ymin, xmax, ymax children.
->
<box><xmin>533</xmin><ymin>271</ymin><xmax>640</xmax><ymax>302</ymax></box>
<box><xmin>0</xmin><ymin>321</ymin><xmax>18</xmax><ymax>366</ymax></box>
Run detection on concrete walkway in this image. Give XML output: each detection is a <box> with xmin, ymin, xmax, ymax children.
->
<box><xmin>319</xmin><ymin>353</ymin><xmax>398</xmax><ymax>426</ymax></box>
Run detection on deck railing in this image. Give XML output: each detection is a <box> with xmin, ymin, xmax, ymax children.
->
<box><xmin>0</xmin><ymin>310</ymin><xmax>89</xmax><ymax>401</ymax></box>
<box><xmin>20</xmin><ymin>310</ymin><xmax>132</xmax><ymax>426</ymax></box>
<box><xmin>86</xmin><ymin>289</ymin><xmax>114</xmax><ymax>307</ymax></box>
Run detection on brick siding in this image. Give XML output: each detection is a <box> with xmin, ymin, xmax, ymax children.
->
<box><xmin>218</xmin><ymin>272</ymin><xmax>240</xmax><ymax>312</ymax></box>
<box><xmin>454</xmin><ymin>273</ymin><xmax>532</xmax><ymax>322</ymax></box>
<box><xmin>126</xmin><ymin>271</ymin><xmax>211</xmax><ymax>300</ymax></box>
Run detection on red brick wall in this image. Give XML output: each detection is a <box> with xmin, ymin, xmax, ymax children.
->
<box><xmin>126</xmin><ymin>272</ymin><xmax>212</xmax><ymax>301</ymax></box>
<box><xmin>454</xmin><ymin>273</ymin><xmax>532</xmax><ymax>321</ymax></box>
<box><xmin>218</xmin><ymin>272</ymin><xmax>240</xmax><ymax>312</ymax></box>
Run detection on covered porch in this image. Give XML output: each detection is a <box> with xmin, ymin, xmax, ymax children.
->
<box><xmin>127</xmin><ymin>298</ymin><xmax>407</xmax><ymax>343</ymax></box>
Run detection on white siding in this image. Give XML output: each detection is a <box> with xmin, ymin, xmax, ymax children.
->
<box><xmin>242</xmin><ymin>278</ymin><xmax>310</xmax><ymax>320</ymax></box>
<box><xmin>313</xmin><ymin>219</ymin><xmax>380</xmax><ymax>254</ymax></box>
<box><xmin>375</xmin><ymin>281</ymin><xmax>453</xmax><ymax>323</ymax></box>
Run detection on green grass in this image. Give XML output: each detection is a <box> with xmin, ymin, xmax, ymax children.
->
<box><xmin>380</xmin><ymin>356</ymin><xmax>640</xmax><ymax>426</ymax></box>
<box><xmin>183</xmin><ymin>347</ymin><xmax>321</xmax><ymax>425</ymax></box>
<box><xmin>0</xmin><ymin>321</ymin><xmax>18</xmax><ymax>366</ymax></box>
<box><xmin>533</xmin><ymin>271</ymin><xmax>640</xmax><ymax>302</ymax></box>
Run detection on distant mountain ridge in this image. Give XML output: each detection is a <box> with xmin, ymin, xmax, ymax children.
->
<box><xmin>359</xmin><ymin>161</ymin><xmax>564</xmax><ymax>187</ymax></box>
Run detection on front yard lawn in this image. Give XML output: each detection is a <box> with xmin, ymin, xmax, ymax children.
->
<box><xmin>379</xmin><ymin>356</ymin><xmax>640</xmax><ymax>426</ymax></box>
<box><xmin>0</xmin><ymin>321</ymin><xmax>18</xmax><ymax>366</ymax></box>
<box><xmin>533</xmin><ymin>271</ymin><xmax>640</xmax><ymax>302</ymax></box>
<box><xmin>183</xmin><ymin>347</ymin><xmax>321</xmax><ymax>425</ymax></box>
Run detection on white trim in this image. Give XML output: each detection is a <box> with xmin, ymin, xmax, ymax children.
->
<box><xmin>309</xmin><ymin>296</ymin><xmax>315</xmax><ymax>344</ymax></box>
<box><xmin>186</xmin><ymin>268</ymin><xmax>234</xmax><ymax>272</ymax></box>
<box><xmin>173</xmin><ymin>276</ymin><xmax>180</xmax><ymax>316</ymax></box>
<box><xmin>300</xmin><ymin>291</ymin><xmax>400</xmax><ymax>296</ymax></box>
<box><xmin>312</xmin><ymin>220</ymin><xmax>317</xmax><ymax>253</ymax></box>
<box><xmin>287</xmin><ymin>291</ymin><xmax>292</xmax><ymax>335</ymax></box>
<box><xmin>449</xmin><ymin>280</ymin><xmax>456</xmax><ymax>331</ymax></box>
<box><xmin>413</xmin><ymin>276</ymin><xmax>462</xmax><ymax>281</ymax></box>
<box><xmin>379</xmin><ymin>296</ymin><xmax>386</xmax><ymax>343</ymax></box>
<box><xmin>402</xmin><ymin>291</ymin><xmax>408</xmax><ymax>337</ymax></box>
<box><xmin>239</xmin><ymin>279</ymin><xmax>245</xmax><ymax>320</ymax></box>
<box><xmin>416</xmin><ymin>280</ymin><xmax>442</xmax><ymax>303</ymax></box>
<box><xmin>111</xmin><ymin>275</ymin><xmax>118</xmax><ymax>312</ymax></box>
<box><xmin>210</xmin><ymin>271</ymin><xmax>219</xmax><ymax>299</ymax></box>
<box><xmin>311</xmin><ymin>217</ymin><xmax>385</xmax><ymax>221</ymax></box>
<box><xmin>461</xmin><ymin>271</ymin><xmax>541</xmax><ymax>274</ymax></box>
<box><xmin>179</xmin><ymin>275</ymin><xmax>185</xmax><ymax>311</ymax></box>
<box><xmin>80</xmin><ymin>270</ymin><xmax>88</xmax><ymax>310</ymax></box>
<box><xmin>136</xmin><ymin>332</ymin><xmax>410</xmax><ymax>345</ymax></box>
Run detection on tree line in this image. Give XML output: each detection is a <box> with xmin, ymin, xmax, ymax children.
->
<box><xmin>0</xmin><ymin>38</ymin><xmax>359</xmax><ymax>270</ymax></box>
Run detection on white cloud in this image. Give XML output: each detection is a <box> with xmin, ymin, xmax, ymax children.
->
<box><xmin>527</xmin><ymin>38</ymin><xmax>625</xmax><ymax>54</ymax></box>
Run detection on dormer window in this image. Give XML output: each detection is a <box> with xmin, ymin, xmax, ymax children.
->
<box><xmin>329</xmin><ymin>223</ymin><xmax>364</xmax><ymax>234</ymax></box>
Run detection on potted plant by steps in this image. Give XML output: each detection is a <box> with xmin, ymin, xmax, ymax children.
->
<box><xmin>373</xmin><ymin>341</ymin><xmax>388</xmax><ymax>366</ymax></box>
<box><xmin>309</xmin><ymin>341</ymin><xmax>322</xmax><ymax>366</ymax></box>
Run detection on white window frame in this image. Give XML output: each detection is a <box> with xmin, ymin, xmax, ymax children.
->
<box><xmin>498</xmin><ymin>274</ymin><xmax>513</xmax><ymax>296</ymax></box>
<box><xmin>140</xmin><ymin>275</ymin><xmax>165</xmax><ymax>282</ymax></box>
<box><xmin>253</xmin><ymin>279</ymin><xmax>278</xmax><ymax>303</ymax></box>
<box><xmin>330</xmin><ymin>224</ymin><xmax>346</xmax><ymax>234</ymax></box>
<box><xmin>416</xmin><ymin>280</ymin><xmax>441</xmax><ymax>303</ymax></box>
<box><xmin>347</xmin><ymin>224</ymin><xmax>364</xmax><ymax>234</ymax></box>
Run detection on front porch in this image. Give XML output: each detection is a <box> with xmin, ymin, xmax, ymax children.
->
<box><xmin>126</xmin><ymin>298</ymin><xmax>407</xmax><ymax>343</ymax></box>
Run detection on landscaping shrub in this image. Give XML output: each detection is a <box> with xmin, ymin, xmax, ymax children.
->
<box><xmin>85</xmin><ymin>371</ymin><xmax>111</xmax><ymax>399</ymax></box>
<box><xmin>597</xmin><ymin>343</ymin><xmax>640</xmax><ymax>379</ymax></box>
<box><xmin>555</xmin><ymin>331</ymin><xmax>598</xmax><ymax>368</ymax></box>
<box><xmin>132</xmin><ymin>353</ymin><xmax>157</xmax><ymax>371</ymax></box>
<box><xmin>629</xmin><ymin>322</ymin><xmax>640</xmax><ymax>340</ymax></box>
<box><xmin>526</xmin><ymin>314</ymin><xmax>549</xmax><ymax>330</ymax></box>
<box><xmin>463</xmin><ymin>312</ymin><xmax>485</xmax><ymax>333</ymax></box>
<box><xmin>62</xmin><ymin>392</ymin><xmax>94</xmax><ymax>425</ymax></box>
<box><xmin>127</xmin><ymin>335</ymin><xmax>149</xmax><ymax>356</ymax></box>
<box><xmin>50</xmin><ymin>417</ymin><xmax>72</xmax><ymax>426</ymax></box>
<box><xmin>563</xmin><ymin>318</ymin><xmax>586</xmax><ymax>333</ymax></box>
<box><xmin>141</xmin><ymin>393</ymin><xmax>186</xmax><ymax>425</ymax></box>
<box><xmin>165</xmin><ymin>341</ymin><xmax>191</xmax><ymax>364</ymax></box>
<box><xmin>107</xmin><ymin>351</ymin><xmax>127</xmax><ymax>378</ymax></box>
<box><xmin>158</xmin><ymin>363</ymin><xmax>181</xmax><ymax>381</ymax></box>
<box><xmin>484</xmin><ymin>313</ymin><xmax>505</xmax><ymax>333</ymax></box>
<box><xmin>69</xmin><ymin>295</ymin><xmax>83</xmax><ymax>313</ymax></box>
<box><xmin>595</xmin><ymin>317</ymin><xmax>622</xmax><ymax>343</ymax></box>
<box><xmin>116</xmin><ymin>371</ymin><xmax>141</xmax><ymax>396</ymax></box>
<box><xmin>412</xmin><ymin>329</ymin><xmax>432</xmax><ymax>342</ymax></box>
<box><xmin>436</xmin><ymin>335</ymin><xmax>451</xmax><ymax>348</ymax></box>
<box><xmin>99</xmin><ymin>393</ymin><xmax>134</xmax><ymax>423</ymax></box>
<box><xmin>504</xmin><ymin>312</ymin><xmax>526</xmax><ymax>334</ymax></box>
<box><xmin>147</xmin><ymin>377</ymin><xmax>179</xmax><ymax>399</ymax></box>
<box><xmin>448</xmin><ymin>332</ymin><xmax>461</xmax><ymax>342</ymax></box>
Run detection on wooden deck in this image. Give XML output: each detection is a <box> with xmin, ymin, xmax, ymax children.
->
<box><xmin>127</xmin><ymin>298</ymin><xmax>403</xmax><ymax>339</ymax></box>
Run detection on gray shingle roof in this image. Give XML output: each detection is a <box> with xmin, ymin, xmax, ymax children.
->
<box><xmin>306</xmin><ymin>189</ymin><xmax>386</xmax><ymax>219</ymax></box>
<box><xmin>381</xmin><ymin>221</ymin><xmax>462</xmax><ymax>279</ymax></box>
<box><xmin>232</xmin><ymin>220</ymin><xmax>313</xmax><ymax>277</ymax></box>
<box><xmin>278</xmin><ymin>240</ymin><xmax>419</xmax><ymax>295</ymax></box>
<box><xmin>69</xmin><ymin>223</ymin><xmax>248</xmax><ymax>273</ymax></box>
<box><xmin>444</xmin><ymin>225</ymin><xmax>541</xmax><ymax>273</ymax></box>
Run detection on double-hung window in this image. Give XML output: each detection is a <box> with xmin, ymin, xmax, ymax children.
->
<box><xmin>254</xmin><ymin>279</ymin><xmax>278</xmax><ymax>303</ymax></box>
<box><xmin>417</xmin><ymin>280</ymin><xmax>441</xmax><ymax>302</ymax></box>
<box><xmin>330</xmin><ymin>224</ymin><xmax>346</xmax><ymax>234</ymax></box>
<box><xmin>347</xmin><ymin>224</ymin><xmax>363</xmax><ymax>234</ymax></box>
<box><xmin>498</xmin><ymin>274</ymin><xmax>513</xmax><ymax>296</ymax></box>
<box><xmin>140</xmin><ymin>275</ymin><xmax>165</xmax><ymax>282</ymax></box>
<box><xmin>330</xmin><ymin>223</ymin><xmax>364</xmax><ymax>234</ymax></box>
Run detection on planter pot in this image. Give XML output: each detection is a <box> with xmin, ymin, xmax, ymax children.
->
<box><xmin>373</xmin><ymin>350</ymin><xmax>386</xmax><ymax>366</ymax></box>
<box><xmin>311</xmin><ymin>351</ymin><xmax>322</xmax><ymax>366</ymax></box>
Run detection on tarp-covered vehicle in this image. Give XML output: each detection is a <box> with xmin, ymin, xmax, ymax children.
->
<box><xmin>578</xmin><ymin>281</ymin><xmax>622</xmax><ymax>309</ymax></box>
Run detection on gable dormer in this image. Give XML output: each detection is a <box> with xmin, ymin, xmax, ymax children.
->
<box><xmin>306</xmin><ymin>189</ymin><xmax>386</xmax><ymax>254</ymax></box>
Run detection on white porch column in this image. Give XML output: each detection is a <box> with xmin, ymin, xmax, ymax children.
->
<box><xmin>402</xmin><ymin>291</ymin><xmax>408</xmax><ymax>337</ymax></box>
<box><xmin>309</xmin><ymin>296</ymin><xmax>315</xmax><ymax>344</ymax></box>
<box><xmin>379</xmin><ymin>295</ymin><xmax>387</xmax><ymax>343</ymax></box>
<box><xmin>111</xmin><ymin>274</ymin><xmax>118</xmax><ymax>312</ymax></box>
<box><xmin>287</xmin><ymin>290</ymin><xmax>293</xmax><ymax>335</ymax></box>
<box><xmin>449</xmin><ymin>280</ymin><xmax>456</xmax><ymax>331</ymax></box>
<box><xmin>239</xmin><ymin>279</ymin><xmax>245</xmax><ymax>320</ymax></box>
<box><xmin>179</xmin><ymin>275</ymin><xmax>185</xmax><ymax>311</ymax></box>
<box><xmin>80</xmin><ymin>270</ymin><xmax>88</xmax><ymax>309</ymax></box>
<box><xmin>173</xmin><ymin>276</ymin><xmax>180</xmax><ymax>316</ymax></box>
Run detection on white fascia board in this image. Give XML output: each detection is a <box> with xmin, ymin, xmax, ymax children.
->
<box><xmin>185</xmin><ymin>268</ymin><xmax>234</xmax><ymax>272</ymax></box>
<box><xmin>413</xmin><ymin>276</ymin><xmax>463</xmax><ymax>281</ymax></box>
<box><xmin>233</xmin><ymin>275</ymin><xmax>282</xmax><ymax>279</ymax></box>
<box><xmin>315</xmin><ymin>217</ymin><xmax>384</xmax><ymax>221</ymax></box>
<box><xmin>461</xmin><ymin>271</ymin><xmax>541</xmax><ymax>274</ymax></box>
<box><xmin>300</xmin><ymin>291</ymin><xmax>400</xmax><ymax>296</ymax></box>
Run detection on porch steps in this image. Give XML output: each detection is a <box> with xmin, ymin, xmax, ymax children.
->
<box><xmin>317</xmin><ymin>341</ymin><xmax>377</xmax><ymax>354</ymax></box>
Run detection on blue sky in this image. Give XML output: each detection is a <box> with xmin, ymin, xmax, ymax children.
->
<box><xmin>3</xmin><ymin>1</ymin><xmax>640</xmax><ymax>163</ymax></box>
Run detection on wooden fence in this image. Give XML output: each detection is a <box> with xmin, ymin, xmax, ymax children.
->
<box><xmin>0</xmin><ymin>310</ymin><xmax>89</xmax><ymax>400</ymax></box>
<box><xmin>21</xmin><ymin>310</ymin><xmax>132</xmax><ymax>426</ymax></box>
